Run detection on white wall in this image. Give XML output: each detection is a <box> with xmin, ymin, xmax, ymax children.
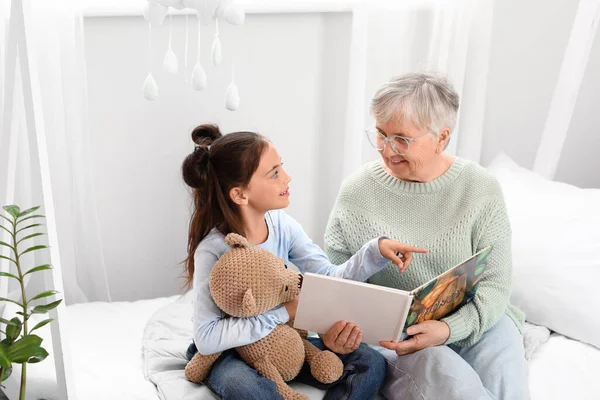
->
<box><xmin>554</xmin><ymin>30</ymin><xmax>600</xmax><ymax>189</ymax></box>
<box><xmin>481</xmin><ymin>0</ymin><xmax>600</xmax><ymax>188</ymax></box>
<box><xmin>82</xmin><ymin>3</ymin><xmax>600</xmax><ymax>301</ymax></box>
<box><xmin>83</xmin><ymin>12</ymin><xmax>351</xmax><ymax>301</ymax></box>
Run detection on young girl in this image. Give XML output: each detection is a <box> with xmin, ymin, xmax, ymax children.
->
<box><xmin>181</xmin><ymin>124</ymin><xmax>427</xmax><ymax>400</ymax></box>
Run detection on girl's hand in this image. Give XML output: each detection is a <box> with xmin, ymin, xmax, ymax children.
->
<box><xmin>283</xmin><ymin>296</ymin><xmax>299</xmax><ymax>319</ymax></box>
<box><xmin>378</xmin><ymin>238</ymin><xmax>428</xmax><ymax>273</ymax></box>
<box><xmin>379</xmin><ymin>320</ymin><xmax>450</xmax><ymax>355</ymax></box>
<box><xmin>323</xmin><ymin>321</ymin><xmax>363</xmax><ymax>354</ymax></box>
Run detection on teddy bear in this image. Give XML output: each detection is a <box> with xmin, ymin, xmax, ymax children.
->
<box><xmin>184</xmin><ymin>233</ymin><xmax>344</xmax><ymax>399</ymax></box>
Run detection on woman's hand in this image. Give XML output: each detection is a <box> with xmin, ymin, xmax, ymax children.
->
<box><xmin>378</xmin><ymin>238</ymin><xmax>428</xmax><ymax>273</ymax></box>
<box><xmin>379</xmin><ymin>320</ymin><xmax>450</xmax><ymax>355</ymax></box>
<box><xmin>322</xmin><ymin>321</ymin><xmax>363</xmax><ymax>354</ymax></box>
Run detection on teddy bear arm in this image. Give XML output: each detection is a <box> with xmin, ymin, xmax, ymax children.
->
<box><xmin>253</xmin><ymin>357</ymin><xmax>310</xmax><ymax>400</ymax></box>
<box><xmin>301</xmin><ymin>339</ymin><xmax>344</xmax><ymax>384</ymax></box>
<box><xmin>292</xmin><ymin>325</ymin><xmax>309</xmax><ymax>339</ymax></box>
<box><xmin>184</xmin><ymin>351</ymin><xmax>222</xmax><ymax>383</ymax></box>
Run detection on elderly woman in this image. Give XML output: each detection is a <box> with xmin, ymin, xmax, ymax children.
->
<box><xmin>324</xmin><ymin>72</ymin><xmax>528</xmax><ymax>400</ymax></box>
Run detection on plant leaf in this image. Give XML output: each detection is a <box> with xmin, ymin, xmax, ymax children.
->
<box><xmin>0</xmin><ymin>255</ymin><xmax>17</xmax><ymax>265</ymax></box>
<box><xmin>30</xmin><ymin>290</ymin><xmax>59</xmax><ymax>302</ymax></box>
<box><xmin>30</xmin><ymin>318</ymin><xmax>53</xmax><ymax>333</ymax></box>
<box><xmin>2</xmin><ymin>206</ymin><xmax>20</xmax><ymax>218</ymax></box>
<box><xmin>32</xmin><ymin>299</ymin><xmax>62</xmax><ymax>314</ymax></box>
<box><xmin>24</xmin><ymin>346</ymin><xmax>48</xmax><ymax>364</ymax></box>
<box><xmin>23</xmin><ymin>264</ymin><xmax>52</xmax><ymax>277</ymax></box>
<box><xmin>15</xmin><ymin>224</ymin><xmax>43</xmax><ymax>236</ymax></box>
<box><xmin>20</xmin><ymin>245</ymin><xmax>48</xmax><ymax>256</ymax></box>
<box><xmin>0</xmin><ymin>342</ymin><xmax>10</xmax><ymax>369</ymax></box>
<box><xmin>7</xmin><ymin>335</ymin><xmax>44</xmax><ymax>363</ymax></box>
<box><xmin>7</xmin><ymin>334</ymin><xmax>43</xmax><ymax>357</ymax></box>
<box><xmin>16</xmin><ymin>232</ymin><xmax>44</xmax><ymax>246</ymax></box>
<box><xmin>5</xmin><ymin>318</ymin><xmax>21</xmax><ymax>341</ymax></box>
<box><xmin>0</xmin><ymin>272</ymin><xmax>19</xmax><ymax>281</ymax></box>
<box><xmin>0</xmin><ymin>240</ymin><xmax>14</xmax><ymax>251</ymax></box>
<box><xmin>17</xmin><ymin>206</ymin><xmax>40</xmax><ymax>219</ymax></box>
<box><xmin>16</xmin><ymin>215</ymin><xmax>45</xmax><ymax>226</ymax></box>
<box><xmin>0</xmin><ymin>224</ymin><xmax>13</xmax><ymax>235</ymax></box>
<box><xmin>1</xmin><ymin>364</ymin><xmax>12</xmax><ymax>381</ymax></box>
<box><xmin>0</xmin><ymin>318</ymin><xmax>19</xmax><ymax>327</ymax></box>
<box><xmin>0</xmin><ymin>297</ymin><xmax>24</xmax><ymax>308</ymax></box>
<box><xmin>0</xmin><ymin>214</ymin><xmax>15</xmax><ymax>226</ymax></box>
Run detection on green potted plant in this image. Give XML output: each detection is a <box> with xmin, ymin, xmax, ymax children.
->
<box><xmin>0</xmin><ymin>205</ymin><xmax>63</xmax><ymax>400</ymax></box>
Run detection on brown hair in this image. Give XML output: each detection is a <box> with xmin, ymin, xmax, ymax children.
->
<box><xmin>181</xmin><ymin>124</ymin><xmax>269</xmax><ymax>290</ymax></box>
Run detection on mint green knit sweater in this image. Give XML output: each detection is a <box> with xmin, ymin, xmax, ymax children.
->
<box><xmin>324</xmin><ymin>157</ymin><xmax>525</xmax><ymax>347</ymax></box>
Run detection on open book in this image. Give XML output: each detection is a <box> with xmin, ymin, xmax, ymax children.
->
<box><xmin>293</xmin><ymin>246</ymin><xmax>492</xmax><ymax>345</ymax></box>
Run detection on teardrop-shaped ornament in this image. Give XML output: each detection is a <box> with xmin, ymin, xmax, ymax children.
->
<box><xmin>211</xmin><ymin>35</ymin><xmax>222</xmax><ymax>66</ymax></box>
<box><xmin>164</xmin><ymin>47</ymin><xmax>178</xmax><ymax>73</ymax></box>
<box><xmin>143</xmin><ymin>73</ymin><xmax>159</xmax><ymax>100</ymax></box>
<box><xmin>191</xmin><ymin>63</ymin><xmax>207</xmax><ymax>90</ymax></box>
<box><xmin>225</xmin><ymin>80</ymin><xmax>240</xmax><ymax>111</ymax></box>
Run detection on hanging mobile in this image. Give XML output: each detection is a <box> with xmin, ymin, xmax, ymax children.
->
<box><xmin>183</xmin><ymin>12</ymin><xmax>190</xmax><ymax>83</ymax></box>
<box><xmin>143</xmin><ymin>21</ymin><xmax>159</xmax><ymax>101</ymax></box>
<box><xmin>163</xmin><ymin>8</ymin><xmax>178</xmax><ymax>74</ymax></box>
<box><xmin>225</xmin><ymin>62</ymin><xmax>240</xmax><ymax>111</ymax></box>
<box><xmin>191</xmin><ymin>10</ymin><xmax>207</xmax><ymax>90</ymax></box>
<box><xmin>211</xmin><ymin>18</ymin><xmax>222</xmax><ymax>67</ymax></box>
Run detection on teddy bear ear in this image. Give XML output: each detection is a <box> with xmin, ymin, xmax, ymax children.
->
<box><xmin>225</xmin><ymin>233</ymin><xmax>249</xmax><ymax>248</ymax></box>
<box><xmin>242</xmin><ymin>288</ymin><xmax>257</xmax><ymax>315</ymax></box>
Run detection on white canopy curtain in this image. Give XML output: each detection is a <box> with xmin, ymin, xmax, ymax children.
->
<box><xmin>0</xmin><ymin>0</ymin><xmax>111</xmax><ymax>311</ymax></box>
<box><xmin>342</xmin><ymin>0</ymin><xmax>494</xmax><ymax>177</ymax></box>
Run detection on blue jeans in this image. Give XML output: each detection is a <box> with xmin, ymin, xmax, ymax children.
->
<box><xmin>378</xmin><ymin>315</ymin><xmax>529</xmax><ymax>400</ymax></box>
<box><xmin>186</xmin><ymin>337</ymin><xmax>386</xmax><ymax>400</ymax></box>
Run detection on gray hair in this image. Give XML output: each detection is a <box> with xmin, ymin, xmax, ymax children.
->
<box><xmin>370</xmin><ymin>72</ymin><xmax>460</xmax><ymax>136</ymax></box>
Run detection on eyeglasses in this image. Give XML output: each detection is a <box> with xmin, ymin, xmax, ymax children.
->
<box><xmin>365</xmin><ymin>126</ymin><xmax>431</xmax><ymax>156</ymax></box>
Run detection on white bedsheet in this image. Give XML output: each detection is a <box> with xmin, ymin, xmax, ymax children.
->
<box><xmin>143</xmin><ymin>298</ymin><xmax>600</xmax><ymax>400</ymax></box>
<box><xmin>2</xmin><ymin>296</ymin><xmax>178</xmax><ymax>400</ymax></box>
<box><xmin>528</xmin><ymin>334</ymin><xmax>600</xmax><ymax>400</ymax></box>
<box><xmin>4</xmin><ymin>295</ymin><xmax>599</xmax><ymax>400</ymax></box>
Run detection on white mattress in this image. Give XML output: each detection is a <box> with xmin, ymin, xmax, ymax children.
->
<box><xmin>2</xmin><ymin>296</ymin><xmax>178</xmax><ymax>400</ymax></box>
<box><xmin>3</xmin><ymin>296</ymin><xmax>599</xmax><ymax>400</ymax></box>
<box><xmin>528</xmin><ymin>334</ymin><xmax>600</xmax><ymax>400</ymax></box>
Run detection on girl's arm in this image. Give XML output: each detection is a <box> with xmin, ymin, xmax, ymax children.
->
<box><xmin>283</xmin><ymin>212</ymin><xmax>389</xmax><ymax>282</ymax></box>
<box><xmin>192</xmin><ymin>248</ymin><xmax>289</xmax><ymax>355</ymax></box>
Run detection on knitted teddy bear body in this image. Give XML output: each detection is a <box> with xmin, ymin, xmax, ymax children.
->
<box><xmin>185</xmin><ymin>233</ymin><xmax>344</xmax><ymax>400</ymax></box>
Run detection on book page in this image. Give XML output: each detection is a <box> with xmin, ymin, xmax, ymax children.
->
<box><xmin>404</xmin><ymin>246</ymin><xmax>492</xmax><ymax>330</ymax></box>
<box><xmin>294</xmin><ymin>273</ymin><xmax>413</xmax><ymax>345</ymax></box>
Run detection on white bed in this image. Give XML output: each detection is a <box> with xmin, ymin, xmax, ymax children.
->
<box><xmin>4</xmin><ymin>293</ymin><xmax>598</xmax><ymax>400</ymax></box>
<box><xmin>2</xmin><ymin>296</ymin><xmax>177</xmax><ymax>400</ymax></box>
<box><xmin>3</xmin><ymin>155</ymin><xmax>600</xmax><ymax>400</ymax></box>
<box><xmin>528</xmin><ymin>334</ymin><xmax>600</xmax><ymax>400</ymax></box>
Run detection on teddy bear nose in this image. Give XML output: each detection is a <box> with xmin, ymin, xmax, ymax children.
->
<box><xmin>298</xmin><ymin>274</ymin><xmax>303</xmax><ymax>288</ymax></box>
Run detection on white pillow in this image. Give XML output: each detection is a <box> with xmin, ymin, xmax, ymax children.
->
<box><xmin>487</xmin><ymin>153</ymin><xmax>600</xmax><ymax>349</ymax></box>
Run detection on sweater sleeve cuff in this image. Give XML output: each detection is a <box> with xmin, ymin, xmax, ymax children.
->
<box><xmin>272</xmin><ymin>304</ymin><xmax>290</xmax><ymax>324</ymax></box>
<box><xmin>442</xmin><ymin>312</ymin><xmax>471</xmax><ymax>345</ymax></box>
<box><xmin>370</xmin><ymin>236</ymin><xmax>389</xmax><ymax>266</ymax></box>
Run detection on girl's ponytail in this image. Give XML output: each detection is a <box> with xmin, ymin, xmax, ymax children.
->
<box><xmin>181</xmin><ymin>124</ymin><xmax>268</xmax><ymax>290</ymax></box>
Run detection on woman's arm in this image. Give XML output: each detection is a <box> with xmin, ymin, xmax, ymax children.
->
<box><xmin>192</xmin><ymin>248</ymin><xmax>289</xmax><ymax>355</ymax></box>
<box><xmin>380</xmin><ymin>197</ymin><xmax>513</xmax><ymax>355</ymax></box>
<box><xmin>442</xmin><ymin>197</ymin><xmax>513</xmax><ymax>346</ymax></box>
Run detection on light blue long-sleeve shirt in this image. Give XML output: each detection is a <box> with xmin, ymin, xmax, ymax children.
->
<box><xmin>192</xmin><ymin>210</ymin><xmax>390</xmax><ymax>355</ymax></box>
